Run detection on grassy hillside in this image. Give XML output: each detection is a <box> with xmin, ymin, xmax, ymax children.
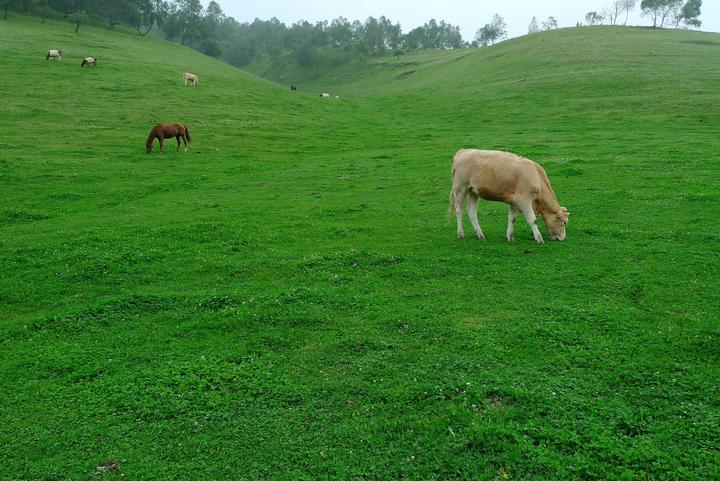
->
<box><xmin>1</xmin><ymin>15</ymin><xmax>719</xmax><ymax>480</ymax></box>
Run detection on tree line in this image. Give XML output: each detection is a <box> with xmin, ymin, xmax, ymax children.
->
<box><xmin>1</xmin><ymin>0</ymin><xmax>704</xmax><ymax>71</ymax></box>
<box><xmin>581</xmin><ymin>0</ymin><xmax>701</xmax><ymax>28</ymax></box>
<box><xmin>475</xmin><ymin>0</ymin><xmax>701</xmax><ymax>47</ymax></box>
<box><xmin>1</xmin><ymin>0</ymin><xmax>465</xmax><ymax>67</ymax></box>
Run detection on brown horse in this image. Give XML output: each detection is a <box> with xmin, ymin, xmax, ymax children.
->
<box><xmin>146</xmin><ymin>123</ymin><xmax>191</xmax><ymax>153</ymax></box>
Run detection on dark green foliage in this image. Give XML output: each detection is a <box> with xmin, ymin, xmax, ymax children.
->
<box><xmin>476</xmin><ymin>14</ymin><xmax>507</xmax><ymax>47</ymax></box>
<box><xmin>2</xmin><ymin>0</ymin><xmax>465</xmax><ymax>73</ymax></box>
<box><xmin>641</xmin><ymin>0</ymin><xmax>681</xmax><ymax>28</ymax></box>
<box><xmin>677</xmin><ymin>0</ymin><xmax>702</xmax><ymax>28</ymax></box>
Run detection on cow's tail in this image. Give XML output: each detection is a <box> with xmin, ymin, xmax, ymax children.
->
<box><xmin>184</xmin><ymin>124</ymin><xmax>191</xmax><ymax>143</ymax></box>
<box><xmin>448</xmin><ymin>165</ymin><xmax>457</xmax><ymax>222</ymax></box>
<box><xmin>448</xmin><ymin>189</ymin><xmax>456</xmax><ymax>222</ymax></box>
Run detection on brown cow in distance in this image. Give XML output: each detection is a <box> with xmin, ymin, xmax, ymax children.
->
<box><xmin>450</xmin><ymin>149</ymin><xmax>570</xmax><ymax>243</ymax></box>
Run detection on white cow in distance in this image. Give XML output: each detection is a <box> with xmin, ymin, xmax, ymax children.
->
<box><xmin>46</xmin><ymin>49</ymin><xmax>63</xmax><ymax>61</ymax></box>
<box><xmin>183</xmin><ymin>72</ymin><xmax>199</xmax><ymax>86</ymax></box>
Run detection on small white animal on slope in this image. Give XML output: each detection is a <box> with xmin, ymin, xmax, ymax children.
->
<box><xmin>183</xmin><ymin>72</ymin><xmax>199</xmax><ymax>86</ymax></box>
<box><xmin>449</xmin><ymin>149</ymin><xmax>570</xmax><ymax>244</ymax></box>
<box><xmin>319</xmin><ymin>92</ymin><xmax>330</xmax><ymax>98</ymax></box>
<box><xmin>81</xmin><ymin>57</ymin><xmax>97</xmax><ymax>67</ymax></box>
<box><xmin>46</xmin><ymin>49</ymin><xmax>63</xmax><ymax>61</ymax></box>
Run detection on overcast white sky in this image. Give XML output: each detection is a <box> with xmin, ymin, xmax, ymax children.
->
<box><xmin>216</xmin><ymin>0</ymin><xmax>718</xmax><ymax>41</ymax></box>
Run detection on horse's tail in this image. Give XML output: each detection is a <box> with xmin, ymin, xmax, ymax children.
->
<box><xmin>184</xmin><ymin>124</ymin><xmax>191</xmax><ymax>143</ymax></box>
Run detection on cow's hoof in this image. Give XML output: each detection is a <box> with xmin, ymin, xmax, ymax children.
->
<box><xmin>457</xmin><ymin>233</ymin><xmax>465</xmax><ymax>240</ymax></box>
<box><xmin>507</xmin><ymin>236</ymin><xmax>514</xmax><ymax>242</ymax></box>
<box><xmin>476</xmin><ymin>234</ymin><xmax>485</xmax><ymax>240</ymax></box>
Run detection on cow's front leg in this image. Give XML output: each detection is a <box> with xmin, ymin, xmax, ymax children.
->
<box><xmin>518</xmin><ymin>201</ymin><xmax>544</xmax><ymax>244</ymax></box>
<box><xmin>507</xmin><ymin>205</ymin><xmax>517</xmax><ymax>241</ymax></box>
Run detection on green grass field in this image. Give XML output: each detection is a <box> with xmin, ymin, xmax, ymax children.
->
<box><xmin>1</xmin><ymin>15</ymin><xmax>719</xmax><ymax>480</ymax></box>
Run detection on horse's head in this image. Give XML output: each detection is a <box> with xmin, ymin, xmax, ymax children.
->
<box><xmin>146</xmin><ymin>135</ymin><xmax>155</xmax><ymax>153</ymax></box>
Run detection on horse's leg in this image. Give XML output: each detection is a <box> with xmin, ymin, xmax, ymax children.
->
<box><xmin>507</xmin><ymin>205</ymin><xmax>517</xmax><ymax>242</ymax></box>
<box><xmin>466</xmin><ymin>192</ymin><xmax>485</xmax><ymax>240</ymax></box>
<box><xmin>159</xmin><ymin>136</ymin><xmax>164</xmax><ymax>152</ymax></box>
<box><xmin>517</xmin><ymin>200</ymin><xmax>544</xmax><ymax>244</ymax></box>
<box><xmin>182</xmin><ymin>134</ymin><xmax>188</xmax><ymax>152</ymax></box>
<box><xmin>175</xmin><ymin>135</ymin><xmax>181</xmax><ymax>152</ymax></box>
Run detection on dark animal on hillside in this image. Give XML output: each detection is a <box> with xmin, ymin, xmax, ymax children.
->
<box><xmin>450</xmin><ymin>149</ymin><xmax>570</xmax><ymax>243</ymax></box>
<box><xmin>290</xmin><ymin>84</ymin><xmax>297</xmax><ymax>91</ymax></box>
<box><xmin>146</xmin><ymin>123</ymin><xmax>191</xmax><ymax>153</ymax></box>
<box><xmin>46</xmin><ymin>49</ymin><xmax>63</xmax><ymax>61</ymax></box>
<box><xmin>81</xmin><ymin>57</ymin><xmax>97</xmax><ymax>67</ymax></box>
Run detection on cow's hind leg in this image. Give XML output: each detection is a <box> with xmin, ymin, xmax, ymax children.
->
<box><xmin>453</xmin><ymin>187</ymin><xmax>467</xmax><ymax>240</ymax></box>
<box><xmin>507</xmin><ymin>205</ymin><xmax>517</xmax><ymax>242</ymax></box>
<box><xmin>466</xmin><ymin>192</ymin><xmax>485</xmax><ymax>240</ymax></box>
<box><xmin>517</xmin><ymin>200</ymin><xmax>544</xmax><ymax>244</ymax></box>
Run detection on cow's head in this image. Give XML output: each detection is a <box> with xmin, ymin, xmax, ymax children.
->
<box><xmin>541</xmin><ymin>207</ymin><xmax>570</xmax><ymax>241</ymax></box>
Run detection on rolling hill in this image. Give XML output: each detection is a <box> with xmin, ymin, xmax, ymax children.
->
<box><xmin>1</xmin><ymin>14</ymin><xmax>719</xmax><ymax>480</ymax></box>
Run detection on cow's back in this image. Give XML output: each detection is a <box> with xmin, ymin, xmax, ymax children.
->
<box><xmin>452</xmin><ymin>149</ymin><xmax>542</xmax><ymax>202</ymax></box>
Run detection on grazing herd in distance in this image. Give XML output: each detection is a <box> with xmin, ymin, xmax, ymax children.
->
<box><xmin>43</xmin><ymin>47</ymin><xmax>569</xmax><ymax>243</ymax></box>
<box><xmin>290</xmin><ymin>83</ymin><xmax>339</xmax><ymax>99</ymax></box>
<box><xmin>47</xmin><ymin>49</ymin><xmax>96</xmax><ymax>67</ymax></box>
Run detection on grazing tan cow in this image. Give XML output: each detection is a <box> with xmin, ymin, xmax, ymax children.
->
<box><xmin>450</xmin><ymin>149</ymin><xmax>570</xmax><ymax>243</ymax></box>
<box><xmin>183</xmin><ymin>72</ymin><xmax>199</xmax><ymax>86</ymax></box>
